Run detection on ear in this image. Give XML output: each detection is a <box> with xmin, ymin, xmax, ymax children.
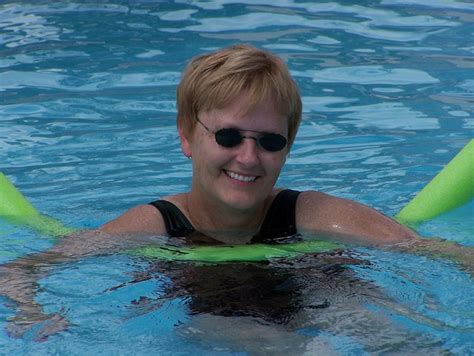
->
<box><xmin>178</xmin><ymin>125</ymin><xmax>192</xmax><ymax>158</ymax></box>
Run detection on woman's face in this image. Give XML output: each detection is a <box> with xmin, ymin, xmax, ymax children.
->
<box><xmin>180</xmin><ymin>94</ymin><xmax>289</xmax><ymax>213</ymax></box>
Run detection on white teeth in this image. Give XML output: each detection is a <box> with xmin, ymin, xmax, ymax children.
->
<box><xmin>226</xmin><ymin>171</ymin><xmax>257</xmax><ymax>182</ymax></box>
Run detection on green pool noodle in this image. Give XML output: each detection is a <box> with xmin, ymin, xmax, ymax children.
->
<box><xmin>0</xmin><ymin>172</ymin><xmax>74</xmax><ymax>237</ymax></box>
<box><xmin>0</xmin><ymin>172</ymin><xmax>38</xmax><ymax>217</ymax></box>
<box><xmin>395</xmin><ymin>139</ymin><xmax>474</xmax><ymax>225</ymax></box>
<box><xmin>131</xmin><ymin>239</ymin><xmax>341</xmax><ymax>263</ymax></box>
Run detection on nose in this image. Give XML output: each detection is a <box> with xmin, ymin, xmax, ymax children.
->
<box><xmin>235</xmin><ymin>137</ymin><xmax>260</xmax><ymax>166</ymax></box>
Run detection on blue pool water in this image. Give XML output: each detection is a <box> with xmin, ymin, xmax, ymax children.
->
<box><xmin>1</xmin><ymin>0</ymin><xmax>473</xmax><ymax>354</ymax></box>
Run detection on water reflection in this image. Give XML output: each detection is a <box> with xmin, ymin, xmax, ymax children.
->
<box><xmin>294</xmin><ymin>66</ymin><xmax>440</xmax><ymax>85</ymax></box>
<box><xmin>124</xmin><ymin>252</ymin><xmax>449</xmax><ymax>353</ymax></box>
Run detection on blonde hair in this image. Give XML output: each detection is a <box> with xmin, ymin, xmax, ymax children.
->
<box><xmin>176</xmin><ymin>44</ymin><xmax>302</xmax><ymax>147</ymax></box>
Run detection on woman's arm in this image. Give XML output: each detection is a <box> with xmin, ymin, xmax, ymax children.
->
<box><xmin>296</xmin><ymin>191</ymin><xmax>418</xmax><ymax>246</ymax></box>
<box><xmin>296</xmin><ymin>191</ymin><xmax>473</xmax><ymax>274</ymax></box>
<box><xmin>389</xmin><ymin>237</ymin><xmax>474</xmax><ymax>275</ymax></box>
<box><xmin>0</xmin><ymin>229</ymin><xmax>112</xmax><ymax>339</ymax></box>
<box><xmin>0</xmin><ymin>204</ymin><xmax>167</xmax><ymax>339</ymax></box>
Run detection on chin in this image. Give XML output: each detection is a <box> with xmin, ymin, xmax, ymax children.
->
<box><xmin>220</xmin><ymin>190</ymin><xmax>267</xmax><ymax>212</ymax></box>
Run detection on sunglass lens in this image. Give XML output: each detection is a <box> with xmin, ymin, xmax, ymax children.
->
<box><xmin>259</xmin><ymin>134</ymin><xmax>287</xmax><ymax>151</ymax></box>
<box><xmin>214</xmin><ymin>128</ymin><xmax>287</xmax><ymax>152</ymax></box>
<box><xmin>215</xmin><ymin>128</ymin><xmax>242</xmax><ymax>147</ymax></box>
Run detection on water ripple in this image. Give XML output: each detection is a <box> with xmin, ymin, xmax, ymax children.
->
<box><xmin>0</xmin><ymin>71</ymin><xmax>180</xmax><ymax>92</ymax></box>
<box><xmin>294</xmin><ymin>66</ymin><xmax>440</xmax><ymax>85</ymax></box>
<box><xmin>382</xmin><ymin>0</ymin><xmax>474</xmax><ymax>11</ymax></box>
<box><xmin>338</xmin><ymin>103</ymin><xmax>440</xmax><ymax>130</ymax></box>
<box><xmin>162</xmin><ymin>11</ymin><xmax>454</xmax><ymax>42</ymax></box>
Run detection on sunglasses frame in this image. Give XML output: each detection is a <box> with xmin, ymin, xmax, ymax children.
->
<box><xmin>195</xmin><ymin>117</ymin><xmax>288</xmax><ymax>152</ymax></box>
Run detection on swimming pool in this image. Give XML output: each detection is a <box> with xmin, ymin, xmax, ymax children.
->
<box><xmin>1</xmin><ymin>0</ymin><xmax>473</xmax><ymax>354</ymax></box>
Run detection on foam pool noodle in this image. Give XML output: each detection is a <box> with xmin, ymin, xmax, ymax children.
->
<box><xmin>131</xmin><ymin>239</ymin><xmax>341</xmax><ymax>262</ymax></box>
<box><xmin>0</xmin><ymin>172</ymin><xmax>74</xmax><ymax>237</ymax></box>
<box><xmin>395</xmin><ymin>139</ymin><xmax>474</xmax><ymax>225</ymax></box>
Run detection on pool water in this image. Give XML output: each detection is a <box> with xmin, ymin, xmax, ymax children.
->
<box><xmin>1</xmin><ymin>0</ymin><xmax>473</xmax><ymax>354</ymax></box>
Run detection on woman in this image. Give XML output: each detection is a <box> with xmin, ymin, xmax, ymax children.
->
<box><xmin>0</xmin><ymin>44</ymin><xmax>471</xmax><ymax>340</ymax></box>
<box><xmin>100</xmin><ymin>44</ymin><xmax>416</xmax><ymax>245</ymax></box>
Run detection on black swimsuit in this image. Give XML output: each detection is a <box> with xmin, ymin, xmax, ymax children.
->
<box><xmin>149</xmin><ymin>189</ymin><xmax>301</xmax><ymax>243</ymax></box>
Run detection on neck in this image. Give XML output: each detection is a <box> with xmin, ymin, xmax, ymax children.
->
<box><xmin>183</xmin><ymin>191</ymin><xmax>269</xmax><ymax>244</ymax></box>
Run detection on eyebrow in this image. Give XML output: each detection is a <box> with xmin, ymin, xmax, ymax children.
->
<box><xmin>196</xmin><ymin>117</ymin><xmax>285</xmax><ymax>136</ymax></box>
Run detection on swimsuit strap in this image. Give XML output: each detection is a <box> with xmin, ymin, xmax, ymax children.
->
<box><xmin>149</xmin><ymin>200</ymin><xmax>195</xmax><ymax>237</ymax></box>
<box><xmin>251</xmin><ymin>189</ymin><xmax>301</xmax><ymax>243</ymax></box>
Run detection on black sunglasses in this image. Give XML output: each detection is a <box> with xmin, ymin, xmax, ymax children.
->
<box><xmin>196</xmin><ymin>117</ymin><xmax>287</xmax><ymax>152</ymax></box>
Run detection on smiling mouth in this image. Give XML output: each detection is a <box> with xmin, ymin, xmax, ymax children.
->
<box><xmin>225</xmin><ymin>170</ymin><xmax>258</xmax><ymax>183</ymax></box>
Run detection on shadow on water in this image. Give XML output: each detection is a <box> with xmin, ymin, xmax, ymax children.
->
<box><xmin>112</xmin><ymin>250</ymin><xmax>448</xmax><ymax>354</ymax></box>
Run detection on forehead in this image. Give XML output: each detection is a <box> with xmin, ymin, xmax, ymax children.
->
<box><xmin>202</xmin><ymin>82</ymin><xmax>288</xmax><ymax>116</ymax></box>
<box><xmin>203</xmin><ymin>94</ymin><xmax>288</xmax><ymax>133</ymax></box>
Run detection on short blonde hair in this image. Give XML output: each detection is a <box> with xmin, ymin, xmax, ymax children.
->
<box><xmin>176</xmin><ymin>44</ymin><xmax>302</xmax><ymax>147</ymax></box>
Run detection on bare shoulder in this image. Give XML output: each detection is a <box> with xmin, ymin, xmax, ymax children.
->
<box><xmin>296</xmin><ymin>190</ymin><xmax>364</xmax><ymax>214</ymax></box>
<box><xmin>99</xmin><ymin>204</ymin><xmax>167</xmax><ymax>236</ymax></box>
<box><xmin>295</xmin><ymin>190</ymin><xmax>418</xmax><ymax>245</ymax></box>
